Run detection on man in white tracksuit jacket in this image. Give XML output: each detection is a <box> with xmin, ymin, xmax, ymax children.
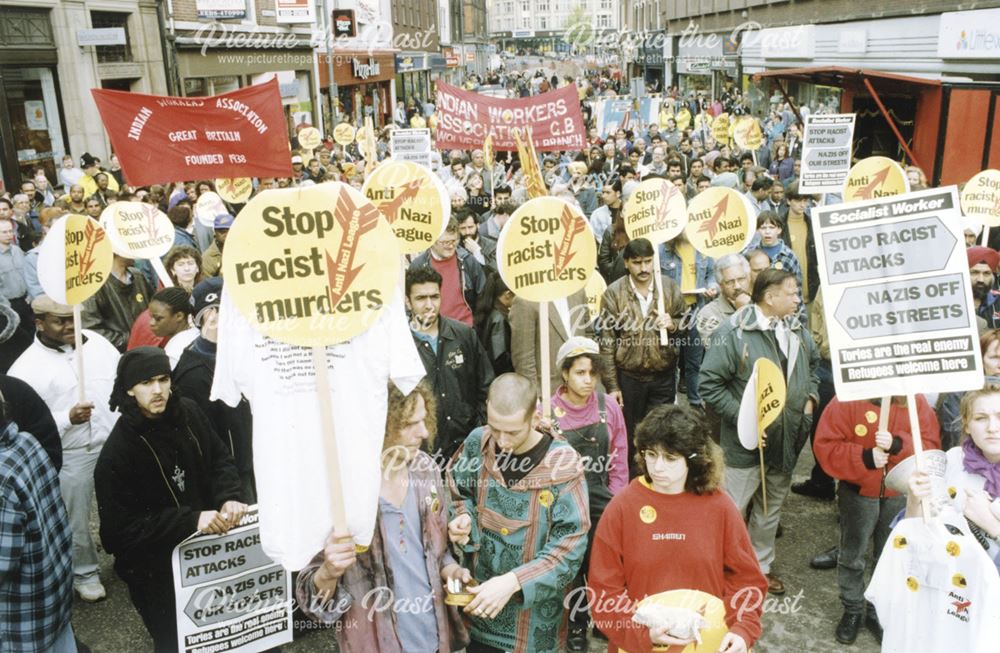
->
<box><xmin>9</xmin><ymin>294</ymin><xmax>120</xmax><ymax>601</ymax></box>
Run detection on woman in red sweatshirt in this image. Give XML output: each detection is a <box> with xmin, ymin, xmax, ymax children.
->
<box><xmin>588</xmin><ymin>404</ymin><xmax>767</xmax><ymax>653</ymax></box>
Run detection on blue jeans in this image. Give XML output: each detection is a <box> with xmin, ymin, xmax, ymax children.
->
<box><xmin>679</xmin><ymin>322</ymin><xmax>704</xmax><ymax>406</ymax></box>
<box><xmin>837</xmin><ymin>484</ymin><xmax>905</xmax><ymax>614</ymax></box>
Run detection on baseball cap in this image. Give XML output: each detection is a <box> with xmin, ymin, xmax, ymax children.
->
<box><xmin>31</xmin><ymin>295</ymin><xmax>73</xmax><ymax>317</ymax></box>
<box><xmin>213</xmin><ymin>213</ymin><xmax>235</xmax><ymax>230</ymax></box>
<box><xmin>556</xmin><ymin>336</ymin><xmax>600</xmax><ymax>369</ymax></box>
<box><xmin>291</xmin><ymin>155</ymin><xmax>303</xmax><ymax>164</ymax></box>
<box><xmin>190</xmin><ymin>277</ymin><xmax>223</xmax><ymax>327</ymax></box>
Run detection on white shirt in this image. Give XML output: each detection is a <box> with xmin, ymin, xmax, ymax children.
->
<box><xmin>164</xmin><ymin>327</ymin><xmax>198</xmax><ymax>370</ymax></box>
<box><xmin>754</xmin><ymin>305</ymin><xmax>790</xmax><ymax>358</ymax></box>
<box><xmin>629</xmin><ymin>276</ymin><xmax>653</xmax><ymax>317</ymax></box>
<box><xmin>211</xmin><ymin>288</ymin><xmax>425</xmax><ymax>570</ymax></box>
<box><xmin>866</xmin><ymin>512</ymin><xmax>1000</xmax><ymax>653</ymax></box>
<box><xmin>551</xmin><ymin>296</ymin><xmax>572</xmax><ymax>337</ymax></box>
<box><xmin>9</xmin><ymin>329</ymin><xmax>120</xmax><ymax>451</ymax></box>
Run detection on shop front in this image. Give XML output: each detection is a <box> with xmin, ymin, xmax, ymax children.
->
<box><xmin>0</xmin><ymin>7</ymin><xmax>68</xmax><ymax>193</ymax></box>
<box><xmin>639</xmin><ymin>33</ymin><xmax>665</xmax><ymax>92</ymax></box>
<box><xmin>319</xmin><ymin>51</ymin><xmax>396</xmax><ymax>130</ymax></box>
<box><xmin>395</xmin><ymin>52</ymin><xmax>433</xmax><ymax>109</ymax></box>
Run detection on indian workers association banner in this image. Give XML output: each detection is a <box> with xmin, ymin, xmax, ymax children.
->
<box><xmin>92</xmin><ymin>79</ymin><xmax>293</xmax><ymax>186</ymax></box>
<box><xmin>435</xmin><ymin>81</ymin><xmax>586</xmax><ymax>152</ymax></box>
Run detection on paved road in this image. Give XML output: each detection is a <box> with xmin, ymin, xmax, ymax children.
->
<box><xmin>72</xmin><ymin>445</ymin><xmax>880</xmax><ymax>652</ymax></box>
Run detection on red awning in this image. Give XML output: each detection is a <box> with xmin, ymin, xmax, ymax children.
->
<box><xmin>752</xmin><ymin>66</ymin><xmax>942</xmax><ymax>91</ymax></box>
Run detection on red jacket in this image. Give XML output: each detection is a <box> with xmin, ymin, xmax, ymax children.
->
<box><xmin>815</xmin><ymin>396</ymin><xmax>941</xmax><ymax>498</ymax></box>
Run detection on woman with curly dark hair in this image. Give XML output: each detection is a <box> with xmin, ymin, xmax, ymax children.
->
<box><xmin>587</xmin><ymin>404</ymin><xmax>767</xmax><ymax>653</ymax></box>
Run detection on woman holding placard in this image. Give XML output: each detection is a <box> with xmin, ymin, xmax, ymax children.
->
<box><xmin>588</xmin><ymin>404</ymin><xmax>767</xmax><ymax>653</ymax></box>
<box><xmin>907</xmin><ymin>384</ymin><xmax>1000</xmax><ymax>570</ymax></box>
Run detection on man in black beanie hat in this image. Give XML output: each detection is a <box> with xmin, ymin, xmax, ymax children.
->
<box><xmin>94</xmin><ymin>346</ymin><xmax>247</xmax><ymax>652</ymax></box>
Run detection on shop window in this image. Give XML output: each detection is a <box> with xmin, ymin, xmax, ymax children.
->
<box><xmin>90</xmin><ymin>11</ymin><xmax>132</xmax><ymax>63</ymax></box>
<box><xmin>3</xmin><ymin>66</ymin><xmax>65</xmax><ymax>185</ymax></box>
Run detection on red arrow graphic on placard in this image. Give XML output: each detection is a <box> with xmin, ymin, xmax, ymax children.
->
<box><xmin>853</xmin><ymin>166</ymin><xmax>891</xmax><ymax>200</ymax></box>
<box><xmin>377</xmin><ymin>177</ymin><xmax>425</xmax><ymax>223</ymax></box>
<box><xmin>325</xmin><ymin>189</ymin><xmax>380</xmax><ymax>309</ymax></box>
<box><xmin>143</xmin><ymin>204</ymin><xmax>159</xmax><ymax>240</ymax></box>
<box><xmin>697</xmin><ymin>194</ymin><xmax>729</xmax><ymax>241</ymax></box>
<box><xmin>553</xmin><ymin>205</ymin><xmax>585</xmax><ymax>277</ymax></box>
<box><xmin>654</xmin><ymin>183</ymin><xmax>678</xmax><ymax>231</ymax></box>
<box><xmin>78</xmin><ymin>220</ymin><xmax>105</xmax><ymax>279</ymax></box>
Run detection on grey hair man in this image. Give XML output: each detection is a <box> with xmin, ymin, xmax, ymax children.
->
<box><xmin>697</xmin><ymin>253</ymin><xmax>752</xmax><ymax>348</ymax></box>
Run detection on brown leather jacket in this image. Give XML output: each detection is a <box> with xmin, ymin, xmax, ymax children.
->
<box><xmin>597</xmin><ymin>274</ymin><xmax>685</xmax><ymax>391</ymax></box>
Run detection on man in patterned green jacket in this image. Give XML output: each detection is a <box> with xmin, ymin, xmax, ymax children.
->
<box><xmin>446</xmin><ymin>372</ymin><xmax>590</xmax><ymax>653</ymax></box>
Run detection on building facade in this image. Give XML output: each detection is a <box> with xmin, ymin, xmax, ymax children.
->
<box><xmin>0</xmin><ymin>0</ymin><xmax>165</xmax><ymax>192</ymax></box>
<box><xmin>392</xmin><ymin>0</ymin><xmax>440</xmax><ymax>113</ymax></box>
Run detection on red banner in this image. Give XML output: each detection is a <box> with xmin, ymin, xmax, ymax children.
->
<box><xmin>434</xmin><ymin>81</ymin><xmax>586</xmax><ymax>152</ymax></box>
<box><xmin>91</xmin><ymin>79</ymin><xmax>293</xmax><ymax>186</ymax></box>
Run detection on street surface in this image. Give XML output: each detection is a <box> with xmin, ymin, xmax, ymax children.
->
<box><xmin>72</xmin><ymin>444</ymin><xmax>880</xmax><ymax>652</ymax></box>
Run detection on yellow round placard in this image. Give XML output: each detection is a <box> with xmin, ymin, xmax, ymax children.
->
<box><xmin>496</xmin><ymin>197</ymin><xmax>596</xmax><ymax>302</ymax></box>
<box><xmin>362</xmin><ymin>161</ymin><xmax>450</xmax><ymax>254</ymax></box>
<box><xmin>623</xmin><ymin>178</ymin><xmax>688</xmax><ymax>244</ymax></box>
<box><xmin>333</xmin><ymin>122</ymin><xmax>356</xmax><ymax>146</ymax></box>
<box><xmin>842</xmin><ymin>156</ymin><xmax>909</xmax><ymax>203</ymax></box>
<box><xmin>733</xmin><ymin>116</ymin><xmax>762</xmax><ymax>151</ymax></box>
<box><xmin>711</xmin><ymin>113</ymin><xmax>730</xmax><ymax>143</ymax></box>
<box><xmin>37</xmin><ymin>214</ymin><xmax>113</xmax><ymax>305</ymax></box>
<box><xmin>298</xmin><ymin>126</ymin><xmax>322</xmax><ymax>150</ymax></box>
<box><xmin>638</xmin><ymin>589</ymin><xmax>728</xmax><ymax>653</ymax></box>
<box><xmin>584</xmin><ymin>271</ymin><xmax>607</xmax><ymax>322</ymax></box>
<box><xmin>222</xmin><ymin>183</ymin><xmax>400</xmax><ymax>346</ymax></box>
<box><xmin>684</xmin><ymin>187</ymin><xmax>753</xmax><ymax>257</ymax></box>
<box><xmin>101</xmin><ymin>202</ymin><xmax>175</xmax><ymax>260</ymax></box>
<box><xmin>960</xmin><ymin>169</ymin><xmax>1000</xmax><ymax>227</ymax></box>
<box><xmin>675</xmin><ymin>108</ymin><xmax>691</xmax><ymax>131</ymax></box>
<box><xmin>215</xmin><ymin>178</ymin><xmax>254</xmax><ymax>204</ymax></box>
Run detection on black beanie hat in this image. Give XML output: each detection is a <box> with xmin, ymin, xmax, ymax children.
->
<box><xmin>109</xmin><ymin>346</ymin><xmax>171</xmax><ymax>411</ymax></box>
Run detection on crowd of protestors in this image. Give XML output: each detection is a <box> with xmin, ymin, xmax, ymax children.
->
<box><xmin>0</xmin><ymin>60</ymin><xmax>997</xmax><ymax>653</ymax></box>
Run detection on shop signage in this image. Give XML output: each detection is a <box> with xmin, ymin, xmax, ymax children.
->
<box><xmin>352</xmin><ymin>57</ymin><xmax>381</xmax><ymax>79</ymax></box>
<box><xmin>76</xmin><ymin>28</ymin><xmax>126</xmax><ymax>47</ymax></box>
<box><xmin>332</xmin><ymin>9</ymin><xmax>356</xmax><ymax>37</ymax></box>
<box><xmin>512</xmin><ymin>29</ymin><xmax>535</xmax><ymax>38</ymax></box>
<box><xmin>444</xmin><ymin>47</ymin><xmax>459</xmax><ymax>67</ymax></box>
<box><xmin>759</xmin><ymin>24</ymin><xmax>816</xmax><ymax>59</ymax></box>
<box><xmin>937</xmin><ymin>8</ymin><xmax>1000</xmax><ymax>59</ymax></box>
<box><xmin>395</xmin><ymin>54</ymin><xmax>428</xmax><ymax>72</ymax></box>
<box><xmin>838</xmin><ymin>29</ymin><xmax>867</xmax><ymax>54</ymax></box>
<box><xmin>465</xmin><ymin>52</ymin><xmax>475</xmax><ymax>63</ymax></box>
<box><xmin>195</xmin><ymin>0</ymin><xmax>246</xmax><ymax>20</ymax></box>
<box><xmin>275</xmin><ymin>0</ymin><xmax>314</xmax><ymax>25</ymax></box>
